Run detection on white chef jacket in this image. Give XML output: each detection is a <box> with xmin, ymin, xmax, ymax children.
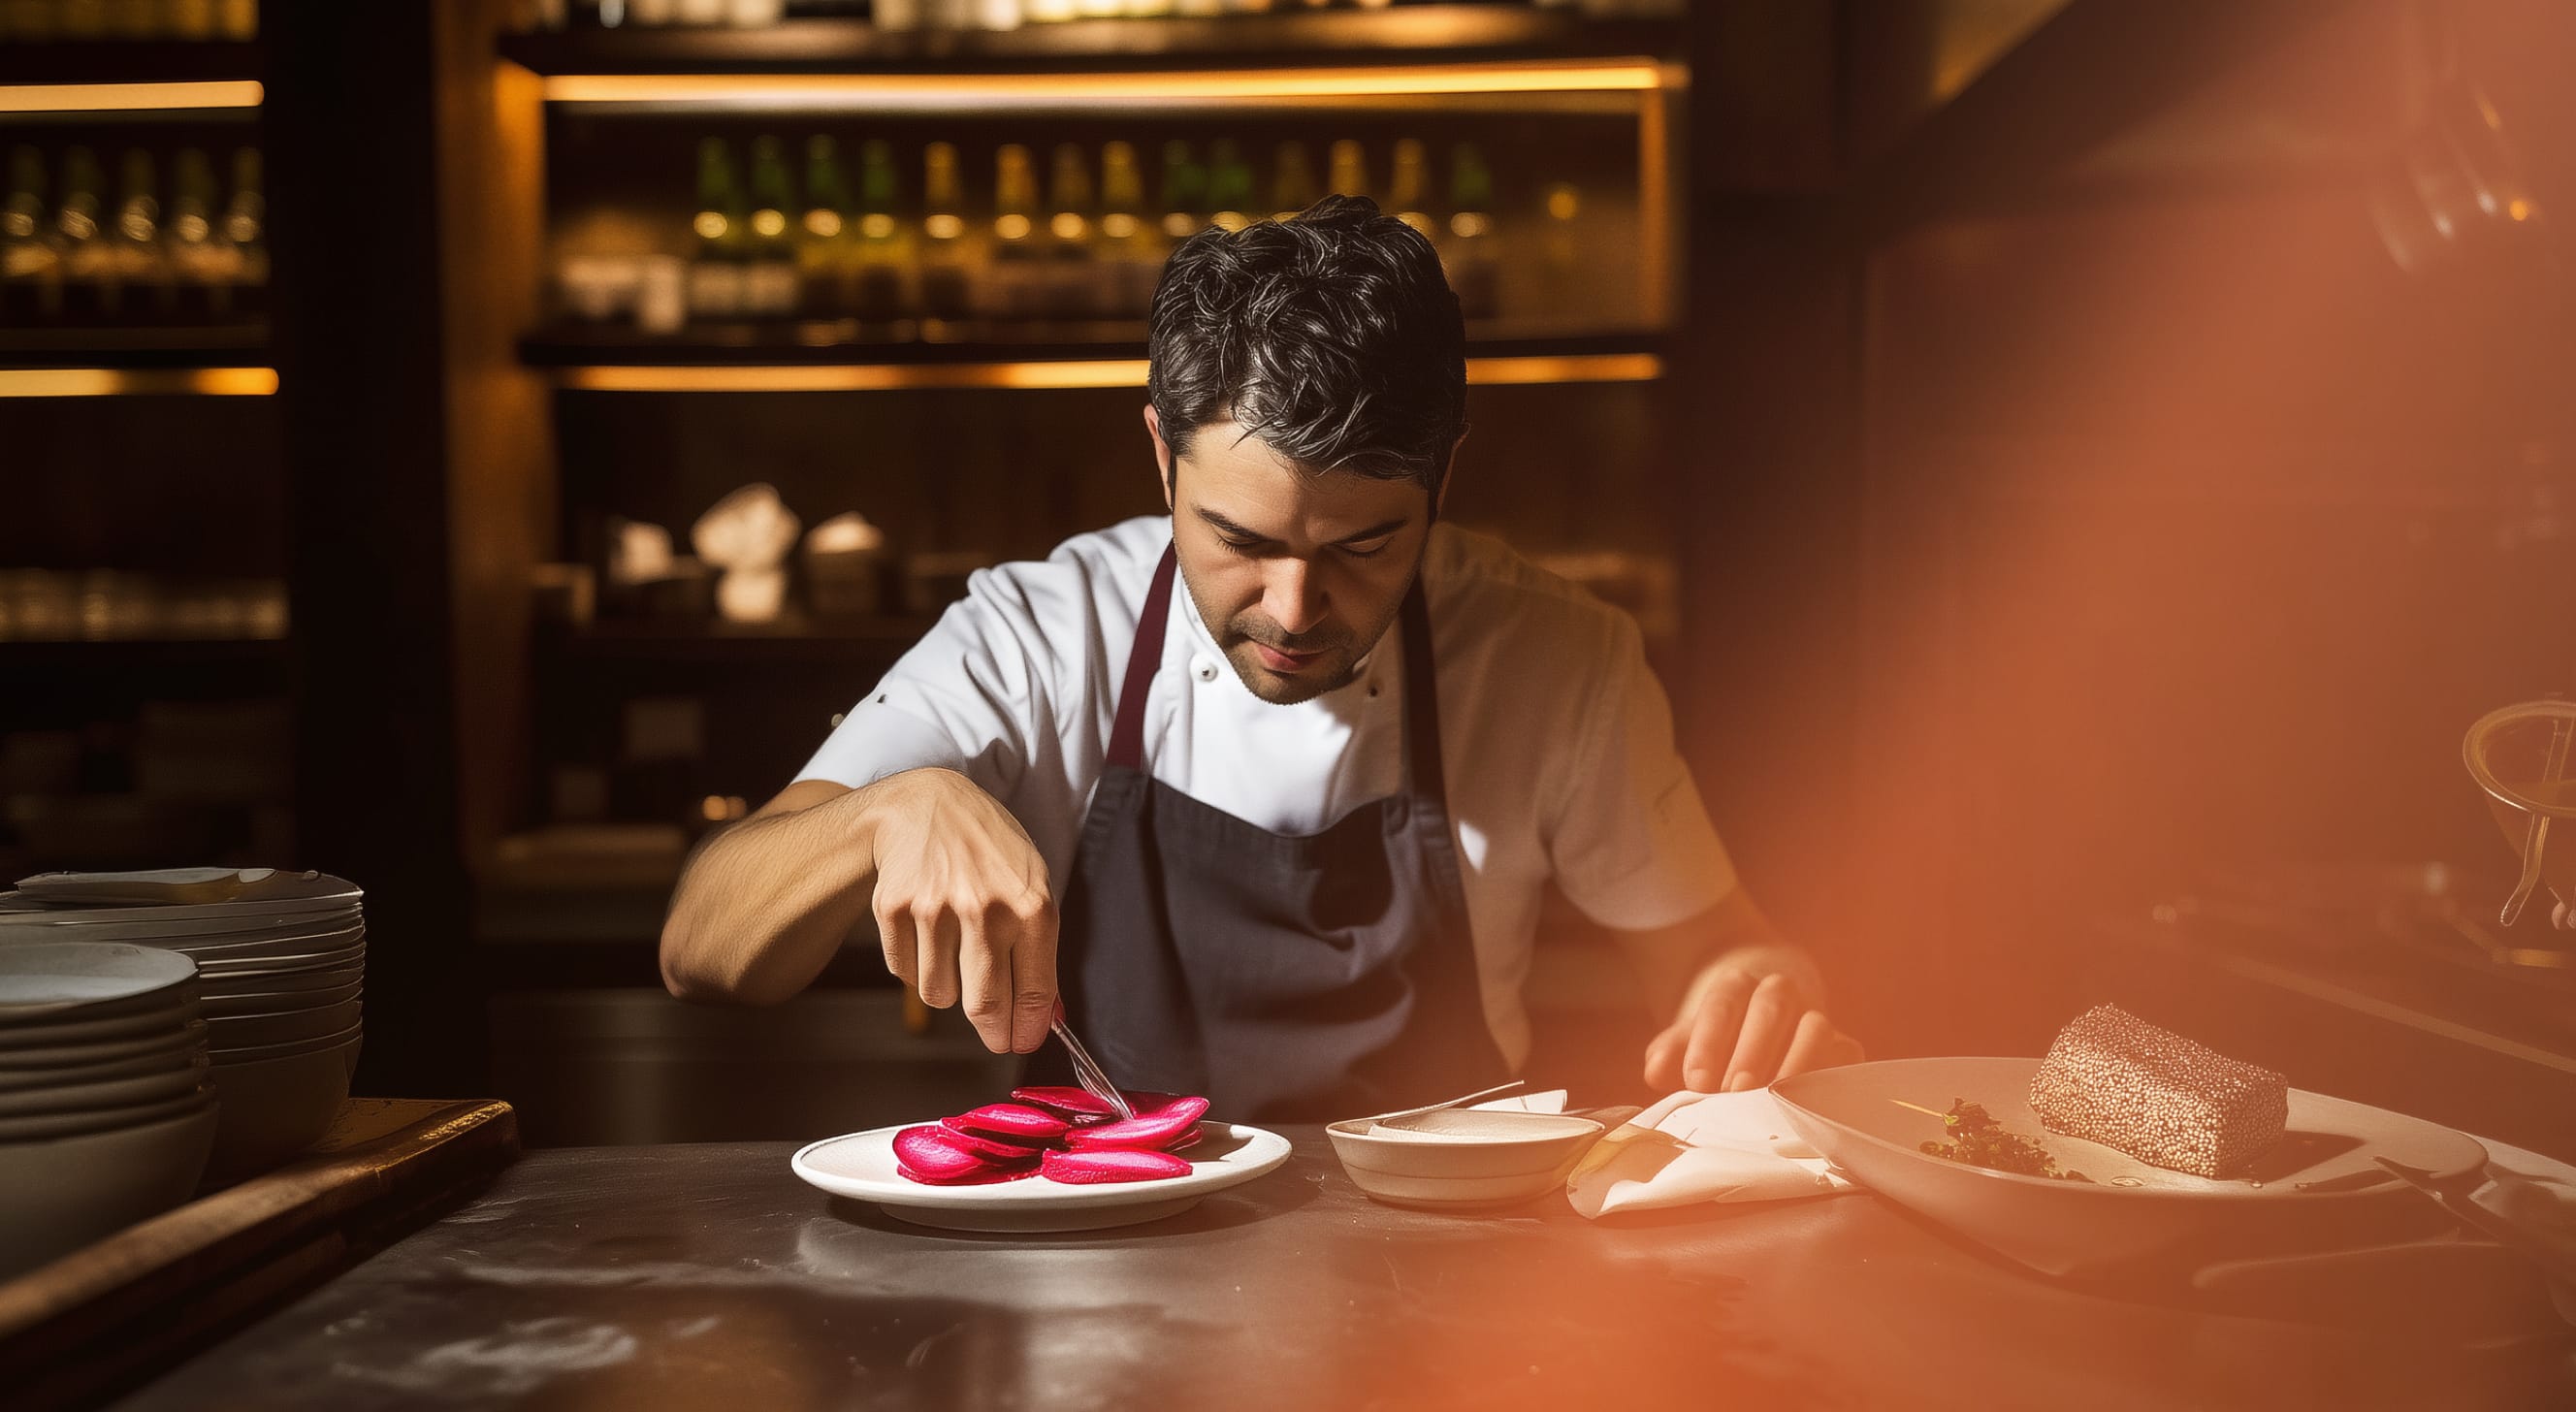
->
<box><xmin>798</xmin><ymin>514</ymin><xmax>1738</xmax><ymax>1068</ymax></box>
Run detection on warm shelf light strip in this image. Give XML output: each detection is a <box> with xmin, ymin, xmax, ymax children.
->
<box><xmin>557</xmin><ymin>353</ymin><xmax>1658</xmax><ymax>393</ymax></box>
<box><xmin>0</xmin><ymin>368</ymin><xmax>277</xmax><ymax>397</ymax></box>
<box><xmin>0</xmin><ymin>80</ymin><xmax>264</xmax><ymax>113</ymax></box>
<box><xmin>539</xmin><ymin>60</ymin><xmax>1664</xmax><ymax>109</ymax></box>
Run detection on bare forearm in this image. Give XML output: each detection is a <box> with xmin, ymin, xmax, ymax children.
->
<box><xmin>660</xmin><ymin>784</ymin><xmax>881</xmax><ymax>1005</ymax></box>
<box><xmin>1622</xmin><ymin>888</ymin><xmax>1819</xmax><ymax>1025</ymax></box>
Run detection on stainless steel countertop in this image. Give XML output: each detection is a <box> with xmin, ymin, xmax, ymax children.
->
<box><xmin>113</xmin><ymin>1131</ymin><xmax>2575</xmax><ymax>1411</ymax></box>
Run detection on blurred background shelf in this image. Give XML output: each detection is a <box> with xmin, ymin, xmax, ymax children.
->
<box><xmin>498</xmin><ymin>8</ymin><xmax>1683</xmax><ymax>77</ymax></box>
<box><xmin>0</xmin><ymin>636</ymin><xmax>286</xmax><ymax>679</ymax></box>
<box><xmin>0</xmin><ymin>330</ymin><xmax>268</xmax><ymax>369</ymax></box>
<box><xmin>547</xmin><ymin>615</ymin><xmax>939</xmax><ymax>661</ymax></box>
<box><xmin>0</xmin><ymin>42</ymin><xmax>264</xmax><ymax>88</ymax></box>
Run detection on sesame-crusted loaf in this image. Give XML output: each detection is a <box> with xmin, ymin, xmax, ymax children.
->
<box><xmin>2028</xmin><ymin>1005</ymin><xmax>2288</xmax><ymax>1178</ymax></box>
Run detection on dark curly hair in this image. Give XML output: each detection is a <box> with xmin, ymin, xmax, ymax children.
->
<box><xmin>1146</xmin><ymin>194</ymin><xmax>1465</xmax><ymax>499</ymax></box>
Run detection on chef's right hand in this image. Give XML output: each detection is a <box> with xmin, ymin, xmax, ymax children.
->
<box><xmin>862</xmin><ymin>767</ymin><xmax>1059</xmax><ymax>1055</ymax></box>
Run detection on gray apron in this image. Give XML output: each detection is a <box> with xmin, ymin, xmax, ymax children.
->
<box><xmin>1048</xmin><ymin>543</ymin><xmax>1511</xmax><ymax>1122</ymax></box>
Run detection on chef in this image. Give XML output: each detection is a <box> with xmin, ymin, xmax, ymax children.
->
<box><xmin>660</xmin><ymin>196</ymin><xmax>1863</xmax><ymax>1120</ymax></box>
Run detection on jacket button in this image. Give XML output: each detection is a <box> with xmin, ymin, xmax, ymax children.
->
<box><xmin>1195</xmin><ymin>659</ymin><xmax>1218</xmax><ymax>683</ymax></box>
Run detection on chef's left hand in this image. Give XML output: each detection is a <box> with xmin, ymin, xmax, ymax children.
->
<box><xmin>1642</xmin><ymin>947</ymin><xmax>1864</xmax><ymax>1094</ymax></box>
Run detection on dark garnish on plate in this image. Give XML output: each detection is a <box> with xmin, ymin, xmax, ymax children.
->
<box><xmin>1914</xmin><ymin>1100</ymin><xmax>2092</xmax><ymax>1182</ymax></box>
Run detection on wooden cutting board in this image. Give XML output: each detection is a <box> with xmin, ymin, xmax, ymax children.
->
<box><xmin>0</xmin><ymin>1096</ymin><xmax>520</xmax><ymax>1411</ymax></box>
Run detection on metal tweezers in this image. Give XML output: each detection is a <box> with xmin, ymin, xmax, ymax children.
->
<box><xmin>1050</xmin><ymin>1009</ymin><xmax>1135</xmax><ymax>1122</ymax></box>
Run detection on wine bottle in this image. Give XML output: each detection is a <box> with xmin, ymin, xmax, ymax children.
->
<box><xmin>1327</xmin><ymin>139</ymin><xmax>1369</xmax><ymax>202</ymax></box>
<box><xmin>985</xmin><ymin>143</ymin><xmax>1039</xmax><ymax>320</ymax></box>
<box><xmin>1045</xmin><ymin>142</ymin><xmax>1096</xmax><ymax>319</ymax></box>
<box><xmin>687</xmin><ymin>137</ymin><xmax>748</xmax><ymax>321</ymax></box>
<box><xmin>1</xmin><ymin>144</ymin><xmax>60</xmax><ymax>325</ymax></box>
<box><xmin>1270</xmin><ymin>141</ymin><xmax>1319</xmax><ymax>222</ymax></box>
<box><xmin>853</xmin><ymin>138</ymin><xmax>913</xmax><ymax>325</ymax></box>
<box><xmin>1099</xmin><ymin>140</ymin><xmax>1156</xmax><ymax>320</ymax></box>
<box><xmin>167</xmin><ymin>146</ymin><xmax>244</xmax><ymax>323</ymax></box>
<box><xmin>743</xmin><ymin>135</ymin><xmax>802</xmax><ymax>319</ymax></box>
<box><xmin>918</xmin><ymin>141</ymin><xmax>971</xmax><ymax>324</ymax></box>
<box><xmin>111</xmin><ymin>148</ymin><xmax>176</xmax><ymax>326</ymax></box>
<box><xmin>223</xmin><ymin>146</ymin><xmax>268</xmax><ymax>320</ymax></box>
<box><xmin>1158</xmin><ymin>141</ymin><xmax>1206</xmax><ymax>243</ymax></box>
<box><xmin>798</xmin><ymin>134</ymin><xmax>853</xmax><ymax>321</ymax></box>
<box><xmin>1387</xmin><ymin>138</ymin><xmax>1433</xmax><ymax>241</ymax></box>
<box><xmin>1206</xmin><ymin>141</ymin><xmax>1254</xmax><ymax>233</ymax></box>
<box><xmin>55</xmin><ymin>145</ymin><xmax>113</xmax><ymax>325</ymax></box>
<box><xmin>1444</xmin><ymin>142</ymin><xmax>1497</xmax><ymax>320</ymax></box>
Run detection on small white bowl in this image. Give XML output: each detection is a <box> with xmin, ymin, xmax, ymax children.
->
<box><xmin>0</xmin><ymin>1101</ymin><xmax>219</xmax><ymax>1278</ymax></box>
<box><xmin>1326</xmin><ymin>1109</ymin><xmax>1607</xmax><ymax>1211</ymax></box>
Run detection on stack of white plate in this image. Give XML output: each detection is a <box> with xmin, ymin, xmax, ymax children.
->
<box><xmin>0</xmin><ymin>870</ymin><xmax>364</xmax><ymax>1182</ymax></box>
<box><xmin>0</xmin><ymin>941</ymin><xmax>217</xmax><ymax>1277</ymax></box>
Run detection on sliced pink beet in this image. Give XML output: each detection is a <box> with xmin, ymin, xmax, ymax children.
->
<box><xmin>1042</xmin><ymin>1147</ymin><xmax>1193</xmax><ymax>1184</ymax></box>
<box><xmin>1011</xmin><ymin>1085</ymin><xmax>1123</xmax><ymax>1123</ymax></box>
<box><xmin>944</xmin><ymin>1103</ymin><xmax>1072</xmax><ymax>1142</ymax></box>
<box><xmin>934</xmin><ymin>1124</ymin><xmax>1052</xmax><ymax>1162</ymax></box>
<box><xmin>893</xmin><ymin>1125</ymin><xmax>1029</xmax><ymax>1182</ymax></box>
<box><xmin>1063</xmin><ymin>1094</ymin><xmax>1211</xmax><ymax>1152</ymax></box>
<box><xmin>898</xmin><ymin>1161</ymin><xmax>1042</xmax><ymax>1187</ymax></box>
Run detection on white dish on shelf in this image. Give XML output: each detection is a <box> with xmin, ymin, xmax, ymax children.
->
<box><xmin>0</xmin><ymin>1086</ymin><xmax>214</xmax><ymax>1144</ymax></box>
<box><xmin>0</xmin><ymin>1014</ymin><xmax>206</xmax><ymax>1072</ymax></box>
<box><xmin>206</xmin><ymin>998</ymin><xmax>362</xmax><ymax>1051</ymax></box>
<box><xmin>0</xmin><ymin>1033</ymin><xmax>205</xmax><ymax>1093</ymax></box>
<box><xmin>0</xmin><ymin>1101</ymin><xmax>220</xmax><ymax>1279</ymax></box>
<box><xmin>0</xmin><ymin>903</ymin><xmax>365</xmax><ymax>945</ymax></box>
<box><xmin>0</xmin><ymin>999</ymin><xmax>198</xmax><ymax>1051</ymax></box>
<box><xmin>201</xmin><ymin>965</ymin><xmax>363</xmax><ymax>1000</ymax></box>
<box><xmin>194</xmin><ymin>944</ymin><xmax>367</xmax><ymax>980</ymax></box>
<box><xmin>203</xmin><ymin>979</ymin><xmax>363</xmax><ymax>1018</ymax></box>
<box><xmin>145</xmin><ymin>923</ymin><xmax>365</xmax><ymax>965</ymax></box>
<box><xmin>1</xmin><ymin>871</ymin><xmax>359</xmax><ymax>915</ymax></box>
<box><xmin>13</xmin><ymin>868</ymin><xmax>329</xmax><ymax>907</ymax></box>
<box><xmin>0</xmin><ymin>942</ymin><xmax>199</xmax><ymax>1025</ymax></box>
<box><xmin>792</xmin><ymin>1121</ymin><xmax>1292</xmax><ymax>1233</ymax></box>
<box><xmin>1771</xmin><ymin>1056</ymin><xmax>2492</xmax><ymax>1278</ymax></box>
<box><xmin>209</xmin><ymin>1018</ymin><xmax>363</xmax><ymax>1064</ymax></box>
<box><xmin>0</xmin><ymin>1052</ymin><xmax>209</xmax><ymax>1119</ymax></box>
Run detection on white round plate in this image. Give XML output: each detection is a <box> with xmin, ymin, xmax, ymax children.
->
<box><xmin>0</xmin><ymin>906</ymin><xmax>365</xmax><ymax>947</ymax></box>
<box><xmin>0</xmin><ymin>872</ymin><xmax>359</xmax><ymax>917</ymax></box>
<box><xmin>194</xmin><ymin>943</ymin><xmax>366</xmax><ymax>979</ymax></box>
<box><xmin>0</xmin><ymin>1018</ymin><xmax>204</xmax><ymax>1074</ymax></box>
<box><xmin>0</xmin><ymin>1052</ymin><xmax>209</xmax><ymax>1118</ymax></box>
<box><xmin>792</xmin><ymin>1121</ymin><xmax>1292</xmax><ymax>1232</ymax></box>
<box><xmin>1773</xmin><ymin>1056</ymin><xmax>2492</xmax><ymax>1277</ymax></box>
<box><xmin>0</xmin><ymin>942</ymin><xmax>198</xmax><ymax>1024</ymax></box>
<box><xmin>150</xmin><ymin>923</ymin><xmax>365</xmax><ymax>964</ymax></box>
<box><xmin>13</xmin><ymin>868</ymin><xmax>348</xmax><ymax>906</ymax></box>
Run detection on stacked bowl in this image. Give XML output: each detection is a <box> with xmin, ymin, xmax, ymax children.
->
<box><xmin>0</xmin><ymin>870</ymin><xmax>364</xmax><ymax>1182</ymax></box>
<box><xmin>0</xmin><ymin>940</ymin><xmax>218</xmax><ymax>1277</ymax></box>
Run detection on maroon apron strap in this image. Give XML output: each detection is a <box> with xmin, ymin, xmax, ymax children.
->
<box><xmin>1108</xmin><ymin>544</ymin><xmax>1180</xmax><ymax>771</ymax></box>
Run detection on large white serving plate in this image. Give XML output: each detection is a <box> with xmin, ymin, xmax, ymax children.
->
<box><xmin>1773</xmin><ymin>1056</ymin><xmax>2490</xmax><ymax>1278</ymax></box>
<box><xmin>792</xmin><ymin>1121</ymin><xmax>1292</xmax><ymax>1233</ymax></box>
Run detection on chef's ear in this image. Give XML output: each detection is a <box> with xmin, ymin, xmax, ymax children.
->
<box><xmin>1144</xmin><ymin>404</ymin><xmax>1176</xmax><ymax>510</ymax></box>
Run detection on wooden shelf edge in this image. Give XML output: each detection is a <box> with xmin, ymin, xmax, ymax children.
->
<box><xmin>498</xmin><ymin>9</ymin><xmax>1683</xmax><ymax>77</ymax></box>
